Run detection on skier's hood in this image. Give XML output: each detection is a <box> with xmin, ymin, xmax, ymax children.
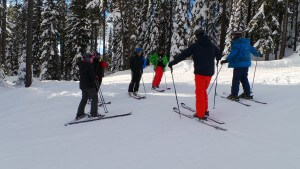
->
<box><xmin>233</xmin><ymin>38</ymin><xmax>250</xmax><ymax>46</ymax></box>
<box><xmin>196</xmin><ymin>35</ymin><xmax>211</xmax><ymax>45</ymax></box>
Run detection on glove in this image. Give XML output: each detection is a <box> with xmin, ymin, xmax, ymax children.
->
<box><xmin>101</xmin><ymin>61</ymin><xmax>108</xmax><ymax>68</ymax></box>
<box><xmin>220</xmin><ymin>60</ymin><xmax>228</xmax><ymax>65</ymax></box>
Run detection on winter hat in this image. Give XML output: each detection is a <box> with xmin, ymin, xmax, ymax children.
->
<box><xmin>83</xmin><ymin>53</ymin><xmax>93</xmax><ymax>63</ymax></box>
<box><xmin>135</xmin><ymin>48</ymin><xmax>143</xmax><ymax>53</ymax></box>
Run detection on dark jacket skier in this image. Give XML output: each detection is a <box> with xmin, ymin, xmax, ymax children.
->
<box><xmin>76</xmin><ymin>53</ymin><xmax>102</xmax><ymax>120</ymax></box>
<box><xmin>128</xmin><ymin>48</ymin><xmax>146</xmax><ymax>96</ymax></box>
<box><xmin>169</xmin><ymin>29</ymin><xmax>221</xmax><ymax>120</ymax></box>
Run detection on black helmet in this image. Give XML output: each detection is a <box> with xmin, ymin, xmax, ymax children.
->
<box><xmin>195</xmin><ymin>28</ymin><xmax>205</xmax><ymax>39</ymax></box>
<box><xmin>232</xmin><ymin>31</ymin><xmax>243</xmax><ymax>39</ymax></box>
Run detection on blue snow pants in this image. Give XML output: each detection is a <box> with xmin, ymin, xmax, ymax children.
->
<box><xmin>231</xmin><ymin>67</ymin><xmax>251</xmax><ymax>96</ymax></box>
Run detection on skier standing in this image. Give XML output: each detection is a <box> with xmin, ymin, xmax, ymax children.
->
<box><xmin>128</xmin><ymin>48</ymin><xmax>146</xmax><ymax>96</ymax></box>
<box><xmin>76</xmin><ymin>53</ymin><xmax>103</xmax><ymax>120</ymax></box>
<box><xmin>168</xmin><ymin>29</ymin><xmax>221</xmax><ymax>120</ymax></box>
<box><xmin>220</xmin><ymin>31</ymin><xmax>262</xmax><ymax>101</ymax></box>
<box><xmin>149</xmin><ymin>48</ymin><xmax>169</xmax><ymax>89</ymax></box>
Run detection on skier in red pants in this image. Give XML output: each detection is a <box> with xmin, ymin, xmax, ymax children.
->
<box><xmin>168</xmin><ymin>29</ymin><xmax>221</xmax><ymax>120</ymax></box>
<box><xmin>149</xmin><ymin>49</ymin><xmax>169</xmax><ymax>89</ymax></box>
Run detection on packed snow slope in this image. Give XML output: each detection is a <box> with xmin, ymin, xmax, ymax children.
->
<box><xmin>1</xmin><ymin>52</ymin><xmax>300</xmax><ymax>169</ymax></box>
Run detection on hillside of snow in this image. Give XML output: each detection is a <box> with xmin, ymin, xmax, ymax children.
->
<box><xmin>1</xmin><ymin>51</ymin><xmax>300</xmax><ymax>169</ymax></box>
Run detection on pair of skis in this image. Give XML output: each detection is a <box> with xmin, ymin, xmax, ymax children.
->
<box><xmin>64</xmin><ymin>112</ymin><xmax>132</xmax><ymax>126</ymax></box>
<box><xmin>218</xmin><ymin>93</ymin><xmax>267</xmax><ymax>107</ymax></box>
<box><xmin>173</xmin><ymin>103</ymin><xmax>227</xmax><ymax>131</ymax></box>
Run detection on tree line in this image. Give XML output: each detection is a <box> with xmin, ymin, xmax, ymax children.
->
<box><xmin>0</xmin><ymin>0</ymin><xmax>298</xmax><ymax>87</ymax></box>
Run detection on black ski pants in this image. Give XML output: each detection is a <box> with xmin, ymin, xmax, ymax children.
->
<box><xmin>128</xmin><ymin>71</ymin><xmax>142</xmax><ymax>92</ymax></box>
<box><xmin>77</xmin><ymin>88</ymin><xmax>98</xmax><ymax>117</ymax></box>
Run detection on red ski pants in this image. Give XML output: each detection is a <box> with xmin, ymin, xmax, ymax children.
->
<box><xmin>195</xmin><ymin>75</ymin><xmax>212</xmax><ymax>118</ymax></box>
<box><xmin>152</xmin><ymin>66</ymin><xmax>164</xmax><ymax>87</ymax></box>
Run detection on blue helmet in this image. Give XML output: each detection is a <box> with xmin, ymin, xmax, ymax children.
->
<box><xmin>135</xmin><ymin>48</ymin><xmax>142</xmax><ymax>53</ymax></box>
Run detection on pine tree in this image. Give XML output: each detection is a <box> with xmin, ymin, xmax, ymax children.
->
<box><xmin>135</xmin><ymin>0</ymin><xmax>149</xmax><ymax>53</ymax></box>
<box><xmin>224</xmin><ymin>0</ymin><xmax>247</xmax><ymax>55</ymax></box>
<box><xmin>1</xmin><ymin>0</ymin><xmax>7</xmax><ymax>66</ymax></box>
<box><xmin>6</xmin><ymin>3</ymin><xmax>23</xmax><ymax>76</ymax></box>
<box><xmin>57</xmin><ymin>0</ymin><xmax>67</xmax><ymax>79</ymax></box>
<box><xmin>109</xmin><ymin>1</ymin><xmax>123</xmax><ymax>72</ymax></box>
<box><xmin>39</xmin><ymin>0</ymin><xmax>60</xmax><ymax>80</ymax></box>
<box><xmin>17</xmin><ymin>1</ymin><xmax>28</xmax><ymax>86</ymax></box>
<box><xmin>189</xmin><ymin>0</ymin><xmax>205</xmax><ymax>44</ymax></box>
<box><xmin>248</xmin><ymin>1</ymin><xmax>281</xmax><ymax>60</ymax></box>
<box><xmin>170</xmin><ymin>0</ymin><xmax>188</xmax><ymax>58</ymax></box>
<box><xmin>143</xmin><ymin>0</ymin><xmax>160</xmax><ymax>58</ymax></box>
<box><xmin>65</xmin><ymin>0</ymin><xmax>89</xmax><ymax>80</ymax></box>
<box><xmin>5</xmin><ymin>4</ymin><xmax>16</xmax><ymax>76</ymax></box>
<box><xmin>206</xmin><ymin>0</ymin><xmax>221</xmax><ymax>46</ymax></box>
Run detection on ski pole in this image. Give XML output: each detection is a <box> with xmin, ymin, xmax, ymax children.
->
<box><xmin>99</xmin><ymin>87</ymin><xmax>108</xmax><ymax>113</ymax></box>
<box><xmin>96</xmin><ymin>80</ymin><xmax>108</xmax><ymax>113</ymax></box>
<box><xmin>208</xmin><ymin>64</ymin><xmax>223</xmax><ymax>94</ymax></box>
<box><xmin>141</xmin><ymin>71</ymin><xmax>147</xmax><ymax>98</ymax></box>
<box><xmin>251</xmin><ymin>57</ymin><xmax>258</xmax><ymax>92</ymax></box>
<box><xmin>213</xmin><ymin>64</ymin><xmax>219</xmax><ymax>109</ymax></box>
<box><xmin>170</xmin><ymin>67</ymin><xmax>181</xmax><ymax>118</ymax></box>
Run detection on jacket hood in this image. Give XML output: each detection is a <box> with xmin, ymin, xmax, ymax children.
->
<box><xmin>233</xmin><ymin>38</ymin><xmax>250</xmax><ymax>45</ymax></box>
<box><xmin>196</xmin><ymin>35</ymin><xmax>211</xmax><ymax>45</ymax></box>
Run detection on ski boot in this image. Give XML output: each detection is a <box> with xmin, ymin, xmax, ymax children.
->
<box><xmin>239</xmin><ymin>93</ymin><xmax>253</xmax><ymax>100</ymax></box>
<box><xmin>227</xmin><ymin>94</ymin><xmax>239</xmax><ymax>101</ymax></box>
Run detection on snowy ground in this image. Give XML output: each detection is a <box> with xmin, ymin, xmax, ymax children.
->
<box><xmin>1</xmin><ymin>52</ymin><xmax>300</xmax><ymax>169</ymax></box>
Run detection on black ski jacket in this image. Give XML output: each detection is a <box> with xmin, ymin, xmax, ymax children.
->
<box><xmin>78</xmin><ymin>61</ymin><xmax>96</xmax><ymax>89</ymax></box>
<box><xmin>130</xmin><ymin>54</ymin><xmax>145</xmax><ymax>73</ymax></box>
<box><xmin>170</xmin><ymin>35</ymin><xmax>221</xmax><ymax>76</ymax></box>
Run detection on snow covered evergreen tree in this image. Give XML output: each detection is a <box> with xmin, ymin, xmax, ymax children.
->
<box><xmin>17</xmin><ymin>1</ymin><xmax>28</xmax><ymax>85</ymax></box>
<box><xmin>5</xmin><ymin>4</ymin><xmax>16</xmax><ymax>76</ymax></box>
<box><xmin>223</xmin><ymin>0</ymin><xmax>247</xmax><ymax>55</ymax></box>
<box><xmin>143</xmin><ymin>1</ymin><xmax>160</xmax><ymax>58</ymax></box>
<box><xmin>39</xmin><ymin>0</ymin><xmax>60</xmax><ymax>80</ymax></box>
<box><xmin>206</xmin><ymin>0</ymin><xmax>221</xmax><ymax>46</ymax></box>
<box><xmin>135</xmin><ymin>0</ymin><xmax>149</xmax><ymax>54</ymax></box>
<box><xmin>189</xmin><ymin>0</ymin><xmax>205</xmax><ymax>44</ymax></box>
<box><xmin>170</xmin><ymin>0</ymin><xmax>188</xmax><ymax>58</ymax></box>
<box><xmin>57</xmin><ymin>0</ymin><xmax>67</xmax><ymax>79</ymax></box>
<box><xmin>65</xmin><ymin>0</ymin><xmax>89</xmax><ymax>80</ymax></box>
<box><xmin>247</xmin><ymin>0</ymin><xmax>282</xmax><ymax>60</ymax></box>
<box><xmin>108</xmin><ymin>1</ymin><xmax>123</xmax><ymax>72</ymax></box>
<box><xmin>5</xmin><ymin>3</ymin><xmax>23</xmax><ymax>76</ymax></box>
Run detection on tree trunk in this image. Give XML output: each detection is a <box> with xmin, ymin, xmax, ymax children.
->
<box><xmin>265</xmin><ymin>52</ymin><xmax>269</xmax><ymax>61</ymax></box>
<box><xmin>219</xmin><ymin>0</ymin><xmax>227</xmax><ymax>53</ymax></box>
<box><xmin>245</xmin><ymin>0</ymin><xmax>252</xmax><ymax>38</ymax></box>
<box><xmin>279</xmin><ymin>0</ymin><xmax>289</xmax><ymax>59</ymax></box>
<box><xmin>102</xmin><ymin>0</ymin><xmax>107</xmax><ymax>58</ymax></box>
<box><xmin>25</xmin><ymin>0</ymin><xmax>33</xmax><ymax>87</ymax></box>
<box><xmin>1</xmin><ymin>0</ymin><xmax>7</xmax><ymax>65</ymax></box>
<box><xmin>294</xmin><ymin>0</ymin><xmax>299</xmax><ymax>51</ymax></box>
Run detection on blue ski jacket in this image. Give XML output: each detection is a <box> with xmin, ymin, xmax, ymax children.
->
<box><xmin>226</xmin><ymin>38</ymin><xmax>261</xmax><ymax>68</ymax></box>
